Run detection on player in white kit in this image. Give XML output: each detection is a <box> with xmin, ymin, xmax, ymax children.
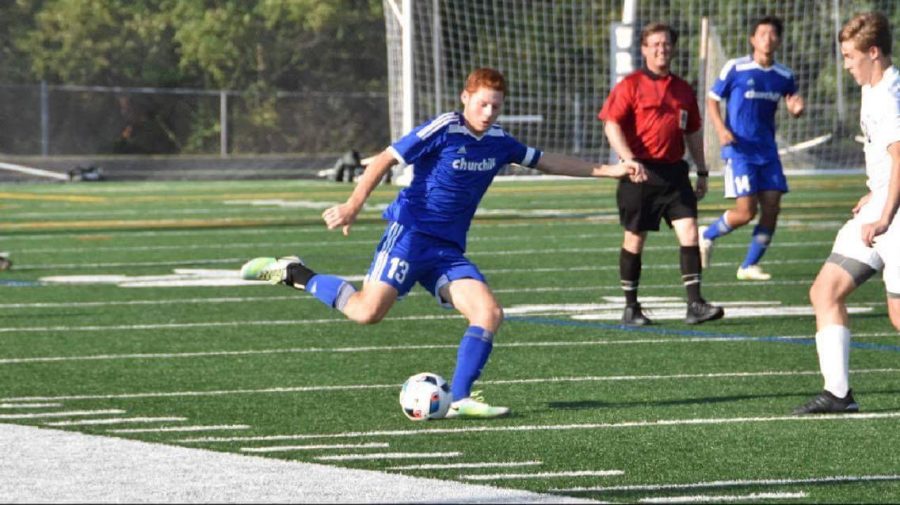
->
<box><xmin>794</xmin><ymin>12</ymin><xmax>900</xmax><ymax>414</ymax></box>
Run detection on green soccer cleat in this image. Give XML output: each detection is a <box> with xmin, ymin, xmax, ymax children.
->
<box><xmin>445</xmin><ymin>391</ymin><xmax>510</xmax><ymax>419</ymax></box>
<box><xmin>240</xmin><ymin>256</ymin><xmax>302</xmax><ymax>285</ymax></box>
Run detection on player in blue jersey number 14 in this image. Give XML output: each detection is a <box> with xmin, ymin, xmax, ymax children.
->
<box><xmin>241</xmin><ymin>68</ymin><xmax>645</xmax><ymax>419</ymax></box>
<box><xmin>700</xmin><ymin>16</ymin><xmax>804</xmax><ymax>281</ymax></box>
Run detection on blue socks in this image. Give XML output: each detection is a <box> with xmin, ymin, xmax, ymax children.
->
<box><xmin>306</xmin><ymin>274</ymin><xmax>357</xmax><ymax>310</ymax></box>
<box><xmin>451</xmin><ymin>326</ymin><xmax>494</xmax><ymax>401</ymax></box>
<box><xmin>742</xmin><ymin>225</ymin><xmax>773</xmax><ymax>268</ymax></box>
<box><xmin>703</xmin><ymin>213</ymin><xmax>733</xmax><ymax>241</ymax></box>
<box><xmin>704</xmin><ymin>214</ymin><xmax>773</xmax><ymax>268</ymax></box>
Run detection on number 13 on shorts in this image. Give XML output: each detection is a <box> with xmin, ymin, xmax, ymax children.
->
<box><xmin>388</xmin><ymin>257</ymin><xmax>409</xmax><ymax>283</ymax></box>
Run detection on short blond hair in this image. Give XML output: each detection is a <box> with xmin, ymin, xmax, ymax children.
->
<box><xmin>840</xmin><ymin>12</ymin><xmax>892</xmax><ymax>56</ymax></box>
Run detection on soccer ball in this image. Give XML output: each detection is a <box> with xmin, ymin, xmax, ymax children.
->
<box><xmin>399</xmin><ymin>372</ymin><xmax>451</xmax><ymax>421</ymax></box>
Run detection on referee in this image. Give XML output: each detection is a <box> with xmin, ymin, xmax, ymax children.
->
<box><xmin>599</xmin><ymin>22</ymin><xmax>723</xmax><ymax>326</ymax></box>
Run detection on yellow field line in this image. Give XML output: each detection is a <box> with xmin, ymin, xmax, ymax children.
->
<box><xmin>0</xmin><ymin>192</ymin><xmax>106</xmax><ymax>203</ymax></box>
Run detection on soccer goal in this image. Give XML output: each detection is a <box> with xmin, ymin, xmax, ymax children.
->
<box><xmin>383</xmin><ymin>0</ymin><xmax>897</xmax><ymax>173</ymax></box>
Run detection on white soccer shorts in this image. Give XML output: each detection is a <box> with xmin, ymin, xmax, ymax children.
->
<box><xmin>830</xmin><ymin>195</ymin><xmax>900</xmax><ymax>295</ymax></box>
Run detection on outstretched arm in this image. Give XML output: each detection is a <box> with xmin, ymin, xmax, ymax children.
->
<box><xmin>535</xmin><ymin>152</ymin><xmax>646</xmax><ymax>182</ymax></box>
<box><xmin>322</xmin><ymin>148</ymin><xmax>398</xmax><ymax>236</ymax></box>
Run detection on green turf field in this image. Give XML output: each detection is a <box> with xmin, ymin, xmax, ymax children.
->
<box><xmin>1</xmin><ymin>174</ymin><xmax>898</xmax><ymax>503</ymax></box>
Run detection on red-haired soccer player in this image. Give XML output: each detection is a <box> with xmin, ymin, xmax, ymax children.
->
<box><xmin>241</xmin><ymin>68</ymin><xmax>645</xmax><ymax>419</ymax></box>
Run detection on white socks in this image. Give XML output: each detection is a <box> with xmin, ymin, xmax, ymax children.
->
<box><xmin>815</xmin><ymin>324</ymin><xmax>851</xmax><ymax>398</ymax></box>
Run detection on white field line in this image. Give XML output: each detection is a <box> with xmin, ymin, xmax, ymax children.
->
<box><xmin>388</xmin><ymin>461</ymin><xmax>543</xmax><ymax>470</ymax></box>
<box><xmin>0</xmin><ymin>295</ymin><xmax>300</xmax><ymax>309</ymax></box>
<box><xmin>0</xmin><ymin>409</ymin><xmax>125</xmax><ymax>420</ymax></box>
<box><xmin>13</xmin><ymin>238</ymin><xmax>832</xmax><ymax>256</ymax></box>
<box><xmin>5</xmin><ymin>198</ymin><xmax>843</xmax><ymax>223</ymax></box>
<box><xmin>5</xmin><ymin>368</ymin><xmax>898</xmax><ymax>404</ymax></box>
<box><xmin>0</xmin><ymin>314</ymin><xmax>458</xmax><ymax>333</ymax></box>
<box><xmin>241</xmin><ymin>442</ymin><xmax>389</xmax><ymax>453</ymax></box>
<box><xmin>14</xmin><ymin>252</ymin><xmax>833</xmax><ymax>273</ymax></box>
<box><xmin>471</xmin><ymin>241</ymin><xmax>833</xmax><ymax>257</ymax></box>
<box><xmin>108</xmin><ymin>424</ymin><xmax>251</xmax><ymax>434</ymax></box>
<box><xmin>175</xmin><ymin>412</ymin><xmax>900</xmax><ymax>445</ymax></box>
<box><xmin>486</xmin><ymin>257</ymin><xmax>828</xmax><ymax>275</ymax></box>
<box><xmin>314</xmin><ymin>452</ymin><xmax>462</xmax><ymax>461</ymax></box>
<box><xmin>1</xmin><ymin>330</ymin><xmax>895</xmax><ymax>366</ymax></box>
<box><xmin>1</xmin><ymin>223</ymin><xmax>391</xmax><ymax>241</ymax></box>
<box><xmin>0</xmin><ymin>210</ymin><xmax>850</xmax><ymax>241</ymax></box>
<box><xmin>12</xmin><ymin>257</ymin><xmax>245</xmax><ymax>271</ymax></box>
<box><xmin>0</xmin><ymin>300</ymin><xmax>881</xmax><ymax>334</ymax></box>
<box><xmin>11</xmin><ymin>232</ymin><xmax>615</xmax><ymax>254</ymax></box>
<box><xmin>462</xmin><ymin>470</ymin><xmax>624</xmax><ymax>481</ymax></box>
<box><xmin>0</xmin><ymin>278</ymin><xmax>829</xmax><ymax>310</ymax></box>
<box><xmin>5</xmin><ymin>207</ymin><xmax>321</xmax><ymax>221</ymax></box>
<box><xmin>638</xmin><ymin>491</ymin><xmax>808</xmax><ymax>503</ymax></box>
<box><xmin>2</xmin><ymin>281</ymin><xmax>893</xmax><ymax>312</ymax></box>
<box><xmin>0</xmin><ymin>402</ymin><xmax>62</xmax><ymax>408</ymax></box>
<box><xmin>553</xmin><ymin>474</ymin><xmax>900</xmax><ymax>493</ymax></box>
<box><xmin>2</xmin><ymin>197</ymin><xmax>846</xmax><ymax>221</ymax></box>
<box><xmin>44</xmin><ymin>416</ymin><xmax>187</xmax><ymax>427</ymax></box>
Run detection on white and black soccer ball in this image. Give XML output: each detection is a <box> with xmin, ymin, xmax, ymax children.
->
<box><xmin>399</xmin><ymin>372</ymin><xmax>451</xmax><ymax>421</ymax></box>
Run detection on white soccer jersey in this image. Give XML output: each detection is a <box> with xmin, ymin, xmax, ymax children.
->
<box><xmin>860</xmin><ymin>65</ymin><xmax>900</xmax><ymax>194</ymax></box>
<box><xmin>830</xmin><ymin>65</ymin><xmax>900</xmax><ymax>294</ymax></box>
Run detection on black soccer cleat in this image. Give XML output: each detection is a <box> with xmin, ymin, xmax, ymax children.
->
<box><xmin>793</xmin><ymin>389</ymin><xmax>859</xmax><ymax>415</ymax></box>
<box><xmin>685</xmin><ymin>300</ymin><xmax>724</xmax><ymax>325</ymax></box>
<box><xmin>622</xmin><ymin>303</ymin><xmax>653</xmax><ymax>326</ymax></box>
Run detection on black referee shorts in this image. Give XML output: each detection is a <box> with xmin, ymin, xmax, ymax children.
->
<box><xmin>617</xmin><ymin>159</ymin><xmax>697</xmax><ymax>232</ymax></box>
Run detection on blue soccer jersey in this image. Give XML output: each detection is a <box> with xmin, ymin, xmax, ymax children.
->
<box><xmin>709</xmin><ymin>56</ymin><xmax>798</xmax><ymax>163</ymax></box>
<box><xmin>385</xmin><ymin>112</ymin><xmax>542</xmax><ymax>250</ymax></box>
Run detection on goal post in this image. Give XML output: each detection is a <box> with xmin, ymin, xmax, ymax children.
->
<box><xmin>383</xmin><ymin>0</ymin><xmax>897</xmax><ymax>173</ymax></box>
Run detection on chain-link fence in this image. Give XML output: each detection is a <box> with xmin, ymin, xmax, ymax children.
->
<box><xmin>385</xmin><ymin>0</ymin><xmax>899</xmax><ymax>171</ymax></box>
<box><xmin>0</xmin><ymin>84</ymin><xmax>390</xmax><ymax>158</ymax></box>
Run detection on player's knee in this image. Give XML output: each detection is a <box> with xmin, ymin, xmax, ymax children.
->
<box><xmin>348</xmin><ymin>304</ymin><xmax>389</xmax><ymax>325</ymax></box>
<box><xmin>485</xmin><ymin>305</ymin><xmax>505</xmax><ymax>330</ymax></box>
<box><xmin>809</xmin><ymin>281</ymin><xmax>838</xmax><ymax>310</ymax></box>
<box><xmin>471</xmin><ymin>305</ymin><xmax>503</xmax><ymax>333</ymax></box>
<box><xmin>493</xmin><ymin>305</ymin><xmax>505</xmax><ymax>328</ymax></box>
<box><xmin>808</xmin><ymin>283</ymin><xmax>823</xmax><ymax>306</ymax></box>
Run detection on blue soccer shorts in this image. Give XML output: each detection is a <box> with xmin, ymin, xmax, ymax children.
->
<box><xmin>723</xmin><ymin>157</ymin><xmax>789</xmax><ymax>198</ymax></box>
<box><xmin>365</xmin><ymin>221</ymin><xmax>486</xmax><ymax>307</ymax></box>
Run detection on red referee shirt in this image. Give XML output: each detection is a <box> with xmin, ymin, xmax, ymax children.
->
<box><xmin>598</xmin><ymin>69</ymin><xmax>701</xmax><ymax>164</ymax></box>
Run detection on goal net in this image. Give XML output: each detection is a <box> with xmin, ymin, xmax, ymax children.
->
<box><xmin>384</xmin><ymin>0</ymin><xmax>898</xmax><ymax>173</ymax></box>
